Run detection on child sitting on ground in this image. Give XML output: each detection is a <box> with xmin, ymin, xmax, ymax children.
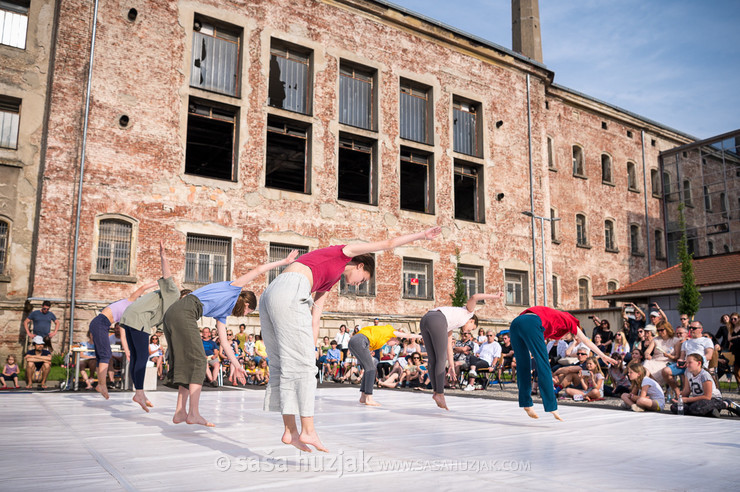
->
<box><xmin>564</xmin><ymin>356</ymin><xmax>604</xmax><ymax>401</ymax></box>
<box><xmin>621</xmin><ymin>362</ymin><xmax>665</xmax><ymax>412</ymax></box>
<box><xmin>256</xmin><ymin>359</ymin><xmax>269</xmax><ymax>385</ymax></box>
<box><xmin>669</xmin><ymin>353</ymin><xmax>740</xmax><ymax>417</ymax></box>
<box><xmin>245</xmin><ymin>359</ymin><xmax>258</xmax><ymax>385</ymax></box>
<box><xmin>604</xmin><ymin>352</ymin><xmax>630</xmax><ymax>397</ymax></box>
<box><xmin>1</xmin><ymin>355</ymin><xmax>19</xmax><ymax>388</ymax></box>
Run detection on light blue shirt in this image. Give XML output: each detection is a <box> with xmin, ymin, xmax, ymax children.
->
<box><xmin>192</xmin><ymin>281</ymin><xmax>243</xmax><ymax>324</ymax></box>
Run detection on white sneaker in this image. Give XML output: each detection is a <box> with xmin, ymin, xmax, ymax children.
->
<box><xmin>464</xmin><ymin>384</ymin><xmax>475</xmax><ymax>392</ymax></box>
<box><xmin>631</xmin><ymin>404</ymin><xmax>645</xmax><ymax>412</ymax></box>
<box><xmin>468</xmin><ymin>368</ymin><xmax>477</xmax><ymax>377</ymax></box>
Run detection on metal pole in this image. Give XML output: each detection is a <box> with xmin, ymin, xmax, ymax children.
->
<box><xmin>69</xmin><ymin>0</ymin><xmax>100</xmax><ymax>354</ymax></box>
<box><xmin>540</xmin><ymin>217</ymin><xmax>548</xmax><ymax>306</ymax></box>
<box><xmin>640</xmin><ymin>130</ymin><xmax>652</xmax><ymax>275</ymax></box>
<box><xmin>526</xmin><ymin>74</ymin><xmax>537</xmax><ymax>304</ymax></box>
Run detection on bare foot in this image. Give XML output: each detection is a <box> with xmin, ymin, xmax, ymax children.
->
<box><xmin>524</xmin><ymin>407</ymin><xmax>539</xmax><ymax>419</ymax></box>
<box><xmin>186</xmin><ymin>414</ymin><xmax>215</xmax><ymax>427</ymax></box>
<box><xmin>132</xmin><ymin>394</ymin><xmax>151</xmax><ymax>413</ymax></box>
<box><xmin>359</xmin><ymin>396</ymin><xmax>381</xmax><ymax>407</ymax></box>
<box><xmin>432</xmin><ymin>392</ymin><xmax>449</xmax><ymax>410</ymax></box>
<box><xmin>299</xmin><ymin>431</ymin><xmax>329</xmax><ymax>453</ymax></box>
<box><xmin>95</xmin><ymin>384</ymin><xmax>110</xmax><ymax>400</ymax></box>
<box><xmin>550</xmin><ymin>411</ymin><xmax>563</xmax><ymax>421</ymax></box>
<box><xmin>172</xmin><ymin>410</ymin><xmax>188</xmax><ymax>424</ymax></box>
<box><xmin>282</xmin><ymin>429</ymin><xmax>311</xmax><ymax>452</ymax></box>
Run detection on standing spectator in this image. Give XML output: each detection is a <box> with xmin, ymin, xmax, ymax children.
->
<box><xmin>621</xmin><ymin>362</ymin><xmax>665</xmax><ymax>412</ymax></box>
<box><xmin>236</xmin><ymin>324</ymin><xmax>248</xmax><ymax>353</ymax></box>
<box><xmin>716</xmin><ymin>314</ymin><xmax>732</xmax><ymax>351</ymax></box>
<box><xmin>464</xmin><ymin>330</ymin><xmax>501</xmax><ymax>391</ymax></box>
<box><xmin>669</xmin><ymin>353</ymin><xmax>726</xmax><ymax>417</ymax></box>
<box><xmin>728</xmin><ymin>313</ymin><xmax>740</xmax><ymax>389</ymax></box>
<box><xmin>1</xmin><ymin>355</ymin><xmax>20</xmax><ymax>388</ymax></box>
<box><xmin>24</xmin><ymin>301</ymin><xmax>60</xmax><ymax>346</ymax></box>
<box><xmin>648</xmin><ymin>310</ymin><xmax>663</xmax><ymax>329</ymax></box>
<box><xmin>476</xmin><ymin>328</ymin><xmax>487</xmax><ymax>344</ymax></box>
<box><xmin>677</xmin><ymin>312</ymin><xmax>690</xmax><ymax>333</ymax></box>
<box><xmin>334</xmin><ymin>324</ymin><xmax>351</xmax><ymax>361</ymax></box>
<box><xmin>244</xmin><ymin>333</ymin><xmax>256</xmax><ymax>360</ymax></box>
<box><xmin>24</xmin><ymin>336</ymin><xmax>52</xmax><ymax>389</ymax></box>
<box><xmin>590</xmin><ymin>316</ymin><xmax>614</xmax><ymax>354</ymax></box>
<box><xmin>622</xmin><ymin>302</ymin><xmax>645</xmax><ymax>348</ymax></box>
<box><xmin>201</xmin><ymin>328</ymin><xmax>221</xmax><ymax>387</ymax></box>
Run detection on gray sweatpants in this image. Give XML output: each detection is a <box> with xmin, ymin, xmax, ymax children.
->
<box><xmin>420</xmin><ymin>310</ymin><xmax>450</xmax><ymax>393</ymax></box>
<box><xmin>348</xmin><ymin>333</ymin><xmax>375</xmax><ymax>395</ymax></box>
<box><xmin>260</xmin><ymin>272</ymin><xmax>318</xmax><ymax>417</ymax></box>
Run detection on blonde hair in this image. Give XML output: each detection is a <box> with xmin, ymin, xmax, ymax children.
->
<box><xmin>585</xmin><ymin>357</ymin><xmax>604</xmax><ymax>377</ymax></box>
<box><xmin>627</xmin><ymin>362</ymin><xmax>647</xmax><ymax>393</ymax></box>
<box><xmin>656</xmin><ymin>320</ymin><xmax>674</xmax><ymax>337</ymax></box>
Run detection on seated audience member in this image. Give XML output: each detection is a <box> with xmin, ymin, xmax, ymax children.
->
<box><xmin>380</xmin><ymin>353</ymin><xmax>424</xmax><ymax>388</ymax></box>
<box><xmin>665</xmin><ymin>321</ymin><xmax>714</xmax><ymax>395</ymax></box>
<box><xmin>25</xmin><ymin>336</ymin><xmax>52</xmax><ymax>389</ymax></box>
<box><xmin>253</xmin><ymin>334</ymin><xmax>268</xmax><ymax>364</ymax></box>
<box><xmin>593</xmin><ymin>333</ymin><xmax>609</xmax><ymax>366</ymax></box>
<box><xmin>452</xmin><ymin>328</ymin><xmax>477</xmax><ymax>384</ymax></box>
<box><xmin>108</xmin><ymin>324</ymin><xmax>130</xmax><ymax>387</ymax></box>
<box><xmin>245</xmin><ymin>359</ymin><xmax>258</xmax><ymax>385</ymax></box>
<box><xmin>604</xmin><ymin>352</ymin><xmax>631</xmax><ymax>397</ymax></box>
<box><xmin>324</xmin><ymin>341</ymin><xmax>342</xmax><ymax>381</ymax></box>
<box><xmin>255</xmin><ymin>358</ymin><xmax>269</xmax><ymax>385</ymax></box>
<box><xmin>553</xmin><ymin>349</ymin><xmax>590</xmax><ymax>388</ymax></box>
<box><xmin>201</xmin><ymin>328</ymin><xmax>221</xmax><ymax>387</ymax></box>
<box><xmin>590</xmin><ymin>316</ymin><xmax>614</xmax><ymax>354</ymax></box>
<box><xmin>641</xmin><ymin>324</ymin><xmax>657</xmax><ymax>361</ymax></box>
<box><xmin>630</xmin><ymin>347</ymin><xmax>644</xmax><ymax>364</ymax></box>
<box><xmin>464</xmin><ymin>330</ymin><xmax>501</xmax><ymax>391</ymax></box>
<box><xmin>221</xmin><ymin>330</ymin><xmax>243</xmax><ymax>376</ymax></box>
<box><xmin>622</xmin><ymin>302</ymin><xmax>646</xmax><ymax>347</ymax></box>
<box><xmin>337</xmin><ymin>359</ymin><xmax>362</xmax><ymax>384</ymax></box>
<box><xmin>377</xmin><ymin>341</ymin><xmax>401</xmax><ymax>379</ymax></box>
<box><xmin>499</xmin><ymin>332</ymin><xmax>517</xmax><ymax>381</ymax></box>
<box><xmin>669</xmin><ymin>353</ymin><xmax>740</xmax><ymax>417</ymax></box>
<box><xmin>632</xmin><ymin>326</ymin><xmax>646</xmax><ymax>353</ymax></box>
<box><xmin>148</xmin><ymin>334</ymin><xmax>164</xmax><ymax>380</ymax></box>
<box><xmin>621</xmin><ymin>362</ymin><xmax>665</xmax><ymax>412</ymax></box>
<box><xmin>564</xmin><ymin>356</ymin><xmax>605</xmax><ymax>401</ymax></box>
<box><xmin>79</xmin><ymin>332</ymin><xmax>98</xmax><ymax>390</ymax></box>
<box><xmin>643</xmin><ymin>322</ymin><xmax>678</xmax><ymax>388</ymax></box>
<box><xmin>1</xmin><ymin>355</ymin><xmax>20</xmax><ymax>389</ymax></box>
<box><xmin>244</xmin><ymin>333</ymin><xmax>256</xmax><ymax>360</ymax></box>
<box><xmin>547</xmin><ymin>333</ymin><xmax>570</xmax><ymax>369</ymax></box>
<box><xmin>612</xmin><ymin>332</ymin><xmax>630</xmax><ymax>357</ymax></box>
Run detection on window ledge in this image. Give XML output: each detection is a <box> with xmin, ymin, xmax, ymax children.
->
<box><xmin>552</xmin><ymin>239</ymin><xmax>561</xmax><ymax>245</ymax></box>
<box><xmin>402</xmin><ymin>297</ymin><xmax>435</xmax><ymax>302</ymax></box>
<box><xmin>605</xmin><ymin>248</ymin><xmax>619</xmax><ymax>254</ymax></box>
<box><xmin>548</xmin><ymin>166</ymin><xmax>557</xmax><ymax>172</ymax></box>
<box><xmin>576</xmin><ymin>243</ymin><xmax>592</xmax><ymax>250</ymax></box>
<box><xmin>452</xmin><ymin>150</ymin><xmax>484</xmax><ymax>163</ymax></box>
<box><xmin>656</xmin><ymin>255</ymin><xmax>666</xmax><ymax>261</ymax></box>
<box><xmin>89</xmin><ymin>273</ymin><xmax>138</xmax><ymax>283</ymax></box>
<box><xmin>0</xmin><ymin>157</ymin><xmax>23</xmax><ymax>168</ymax></box>
<box><xmin>573</xmin><ymin>174</ymin><xmax>588</xmax><ymax>180</ymax></box>
<box><xmin>0</xmin><ymin>274</ymin><xmax>10</xmax><ymax>283</ymax></box>
<box><xmin>631</xmin><ymin>252</ymin><xmax>645</xmax><ymax>257</ymax></box>
<box><xmin>602</xmin><ymin>181</ymin><xmax>615</xmax><ymax>187</ymax></box>
<box><xmin>506</xmin><ymin>303</ymin><xmax>529</xmax><ymax>307</ymax></box>
<box><xmin>338</xmin><ymin>123</ymin><xmax>378</xmax><ymax>138</ymax></box>
<box><xmin>628</xmin><ymin>188</ymin><xmax>641</xmax><ymax>194</ymax></box>
<box><xmin>652</xmin><ymin>193</ymin><xmax>662</xmax><ymax>199</ymax></box>
<box><xmin>400</xmin><ymin>138</ymin><xmax>434</xmax><ymax>151</ymax></box>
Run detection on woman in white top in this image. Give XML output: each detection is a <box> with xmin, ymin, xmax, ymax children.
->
<box><xmin>621</xmin><ymin>362</ymin><xmax>665</xmax><ymax>412</ymax></box>
<box><xmin>148</xmin><ymin>334</ymin><xmax>164</xmax><ymax>379</ymax></box>
<box><xmin>612</xmin><ymin>332</ymin><xmax>630</xmax><ymax>356</ymax></box>
<box><xmin>643</xmin><ymin>322</ymin><xmax>678</xmax><ymax>385</ymax></box>
<box><xmin>419</xmin><ymin>293</ymin><xmax>502</xmax><ymax>410</ymax></box>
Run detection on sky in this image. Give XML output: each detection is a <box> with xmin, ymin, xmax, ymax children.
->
<box><xmin>386</xmin><ymin>0</ymin><xmax>740</xmax><ymax>140</ymax></box>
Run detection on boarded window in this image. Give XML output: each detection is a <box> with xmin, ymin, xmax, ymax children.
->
<box><xmin>453</xmin><ymin>99</ymin><xmax>479</xmax><ymax>156</ymax></box>
<box><xmin>0</xmin><ymin>219</ymin><xmax>7</xmax><ymax>275</ymax></box>
<box><xmin>338</xmin><ymin>137</ymin><xmax>375</xmax><ymax>204</ymax></box>
<box><xmin>459</xmin><ymin>264</ymin><xmax>483</xmax><ymax>300</ymax></box>
<box><xmin>185</xmin><ymin>235</ymin><xmax>230</xmax><ymax>284</ymax></box>
<box><xmin>605</xmin><ymin>220</ymin><xmax>616</xmax><ymax>251</ymax></box>
<box><xmin>505</xmin><ymin>269</ymin><xmax>528</xmax><ymax>306</ymax></box>
<box><xmin>340</xmin><ymin>253</ymin><xmax>376</xmax><ymax>296</ymax></box>
<box><xmin>576</xmin><ymin>214</ymin><xmax>588</xmax><ymax>246</ymax></box>
<box><xmin>454</xmin><ymin>161</ymin><xmax>484</xmax><ymax>222</ymax></box>
<box><xmin>268</xmin><ymin>243</ymin><xmax>309</xmax><ymax>283</ymax></box>
<box><xmin>578</xmin><ymin>278</ymin><xmax>590</xmax><ymax>309</ymax></box>
<box><xmin>265</xmin><ymin>118</ymin><xmax>309</xmax><ymax>193</ymax></box>
<box><xmin>269</xmin><ymin>43</ymin><xmax>311</xmax><ymax>114</ymax></box>
<box><xmin>601</xmin><ymin>154</ymin><xmax>612</xmax><ymax>183</ymax></box>
<box><xmin>96</xmin><ymin>219</ymin><xmax>132</xmax><ymax>276</ymax></box>
<box><xmin>190</xmin><ymin>17</ymin><xmax>240</xmax><ymax>96</ymax></box>
<box><xmin>0</xmin><ymin>0</ymin><xmax>28</xmax><ymax>49</ymax></box>
<box><xmin>403</xmin><ymin>258</ymin><xmax>433</xmax><ymax>300</ymax></box>
<box><xmin>0</xmin><ymin>97</ymin><xmax>20</xmax><ymax>149</ymax></box>
<box><xmin>339</xmin><ymin>64</ymin><xmax>373</xmax><ymax>130</ymax></box>
<box><xmin>628</xmin><ymin>162</ymin><xmax>638</xmax><ymax>191</ymax></box>
<box><xmin>185</xmin><ymin>100</ymin><xmax>237</xmax><ymax>180</ymax></box>
<box><xmin>400</xmin><ymin>81</ymin><xmax>429</xmax><ymax>144</ymax></box>
<box><xmin>572</xmin><ymin>145</ymin><xmax>584</xmax><ymax>176</ymax></box>
<box><xmin>400</xmin><ymin>148</ymin><xmax>433</xmax><ymax>214</ymax></box>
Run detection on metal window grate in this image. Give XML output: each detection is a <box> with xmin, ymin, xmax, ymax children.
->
<box><xmin>0</xmin><ymin>220</ymin><xmax>7</xmax><ymax>275</ymax></box>
<box><xmin>190</xmin><ymin>19</ymin><xmax>240</xmax><ymax>96</ymax></box>
<box><xmin>0</xmin><ymin>2</ymin><xmax>28</xmax><ymax>49</ymax></box>
<box><xmin>402</xmin><ymin>258</ymin><xmax>433</xmax><ymax>300</ymax></box>
<box><xmin>185</xmin><ymin>235</ymin><xmax>230</xmax><ymax>284</ymax></box>
<box><xmin>340</xmin><ymin>253</ymin><xmax>376</xmax><ymax>296</ymax></box>
<box><xmin>339</xmin><ymin>66</ymin><xmax>373</xmax><ymax>130</ymax></box>
<box><xmin>96</xmin><ymin>220</ymin><xmax>132</xmax><ymax>275</ymax></box>
<box><xmin>453</xmin><ymin>101</ymin><xmax>478</xmax><ymax>156</ymax></box>
<box><xmin>400</xmin><ymin>83</ymin><xmax>428</xmax><ymax>143</ymax></box>
<box><xmin>268</xmin><ymin>243</ymin><xmax>308</xmax><ymax>283</ymax></box>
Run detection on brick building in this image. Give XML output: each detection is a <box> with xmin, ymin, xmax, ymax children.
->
<box><xmin>1</xmin><ymin>0</ymin><xmax>695</xmax><ymax>358</ymax></box>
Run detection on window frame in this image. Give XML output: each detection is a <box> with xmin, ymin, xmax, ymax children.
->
<box><xmin>265</xmin><ymin>116</ymin><xmax>311</xmax><ymax>194</ymax></box>
<box><xmin>0</xmin><ymin>96</ymin><xmax>21</xmax><ymax>150</ymax></box>
<box><xmin>337</xmin><ymin>134</ymin><xmax>377</xmax><ymax>205</ymax></box>
<box><xmin>572</xmin><ymin>144</ymin><xmax>585</xmax><ymax>178</ymax></box>
<box><xmin>400</xmin><ymin>147</ymin><xmax>435</xmax><ymax>214</ymax></box>
<box><xmin>269</xmin><ymin>39</ymin><xmax>313</xmax><ymax>115</ymax></box>
<box><xmin>505</xmin><ymin>269</ymin><xmax>529</xmax><ymax>306</ymax></box>
<box><xmin>184</xmin><ymin>234</ymin><xmax>232</xmax><ymax>286</ymax></box>
<box><xmin>604</xmin><ymin>219</ymin><xmax>617</xmax><ymax>252</ymax></box>
<box><xmin>452</xmin><ymin>97</ymin><xmax>482</xmax><ymax>157</ymax></box>
<box><xmin>627</xmin><ymin>161</ymin><xmax>639</xmax><ymax>192</ymax></box>
<box><xmin>402</xmin><ymin>257</ymin><xmax>434</xmax><ymax>300</ymax></box>
<box><xmin>340</xmin><ymin>252</ymin><xmax>376</xmax><ymax>297</ymax></box>
<box><xmin>458</xmin><ymin>264</ymin><xmax>484</xmax><ymax>301</ymax></box>
<box><xmin>601</xmin><ymin>153</ymin><xmax>613</xmax><ymax>185</ymax></box>
<box><xmin>267</xmin><ymin>243</ymin><xmax>309</xmax><ymax>284</ymax></box>
<box><xmin>90</xmin><ymin>215</ymin><xmax>138</xmax><ymax>282</ymax></box>
<box><xmin>184</xmin><ymin>98</ymin><xmax>239</xmax><ymax>181</ymax></box>
<box><xmin>339</xmin><ymin>62</ymin><xmax>375</xmax><ymax>131</ymax></box>
<box><xmin>399</xmin><ymin>79</ymin><xmax>432</xmax><ymax>145</ymax></box>
<box><xmin>630</xmin><ymin>223</ymin><xmax>642</xmax><ymax>256</ymax></box>
<box><xmin>190</xmin><ymin>15</ymin><xmax>242</xmax><ymax>97</ymax></box>
<box><xmin>453</xmin><ymin>160</ymin><xmax>484</xmax><ymax>223</ymax></box>
<box><xmin>0</xmin><ymin>0</ymin><xmax>29</xmax><ymax>50</ymax></box>
<box><xmin>578</xmin><ymin>277</ymin><xmax>590</xmax><ymax>310</ymax></box>
<box><xmin>576</xmin><ymin>213</ymin><xmax>589</xmax><ymax>247</ymax></box>
<box><xmin>0</xmin><ymin>217</ymin><xmax>9</xmax><ymax>280</ymax></box>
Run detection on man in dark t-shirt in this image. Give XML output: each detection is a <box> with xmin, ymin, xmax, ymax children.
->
<box><xmin>25</xmin><ymin>336</ymin><xmax>52</xmax><ymax>389</ymax></box>
<box><xmin>24</xmin><ymin>301</ymin><xmax>59</xmax><ymax>340</ymax></box>
<box><xmin>201</xmin><ymin>328</ymin><xmax>220</xmax><ymax>386</ymax></box>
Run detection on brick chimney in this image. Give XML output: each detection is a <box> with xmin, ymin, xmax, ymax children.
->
<box><xmin>512</xmin><ymin>0</ymin><xmax>543</xmax><ymax>63</ymax></box>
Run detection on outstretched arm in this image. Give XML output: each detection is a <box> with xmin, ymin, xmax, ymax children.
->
<box><xmin>342</xmin><ymin>227</ymin><xmax>442</xmax><ymax>257</ymax></box>
<box><xmin>575</xmin><ymin>329</ymin><xmax>616</xmax><ymax>365</ymax></box>
<box><xmin>216</xmin><ymin>320</ymin><xmax>246</xmax><ymax>385</ymax></box>
<box><xmin>465</xmin><ymin>292</ymin><xmax>502</xmax><ymax>313</ymax></box>
<box><xmin>311</xmin><ymin>292</ymin><xmax>328</xmax><ymax>342</ymax></box>
<box><xmin>231</xmin><ymin>250</ymin><xmax>299</xmax><ymax>288</ymax></box>
<box><xmin>393</xmin><ymin>330</ymin><xmax>423</xmax><ymax>341</ymax></box>
<box><xmin>159</xmin><ymin>240</ymin><xmax>171</xmax><ymax>279</ymax></box>
<box><xmin>127</xmin><ymin>281</ymin><xmax>158</xmax><ymax>301</ymax></box>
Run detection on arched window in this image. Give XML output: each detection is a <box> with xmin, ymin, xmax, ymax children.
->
<box><xmin>576</xmin><ymin>214</ymin><xmax>588</xmax><ymax>246</ymax></box>
<box><xmin>704</xmin><ymin>186</ymin><xmax>712</xmax><ymax>211</ymax></box>
<box><xmin>601</xmin><ymin>154</ymin><xmax>612</xmax><ymax>183</ymax></box>
<box><xmin>604</xmin><ymin>219</ymin><xmax>616</xmax><ymax>251</ymax></box>
<box><xmin>627</xmin><ymin>161</ymin><xmax>638</xmax><ymax>191</ymax></box>
<box><xmin>708</xmin><ymin>241</ymin><xmax>715</xmax><ymax>256</ymax></box>
<box><xmin>578</xmin><ymin>278</ymin><xmax>590</xmax><ymax>309</ymax></box>
<box><xmin>650</xmin><ymin>169</ymin><xmax>661</xmax><ymax>196</ymax></box>
<box><xmin>607</xmin><ymin>280</ymin><xmax>618</xmax><ymax>292</ymax></box>
<box><xmin>96</xmin><ymin>218</ymin><xmax>134</xmax><ymax>276</ymax></box>
<box><xmin>663</xmin><ymin>172</ymin><xmax>673</xmax><ymax>200</ymax></box>
<box><xmin>572</xmin><ymin>145</ymin><xmax>585</xmax><ymax>176</ymax></box>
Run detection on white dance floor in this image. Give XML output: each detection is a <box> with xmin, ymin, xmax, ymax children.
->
<box><xmin>2</xmin><ymin>387</ymin><xmax>739</xmax><ymax>491</ymax></box>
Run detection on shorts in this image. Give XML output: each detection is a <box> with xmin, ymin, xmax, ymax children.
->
<box><xmin>2</xmin><ymin>372</ymin><xmax>18</xmax><ymax>379</ymax></box>
<box><xmin>667</xmin><ymin>362</ymin><xmax>685</xmax><ymax>376</ymax></box>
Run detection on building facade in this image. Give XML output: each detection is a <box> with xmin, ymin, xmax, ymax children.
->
<box><xmin>1</xmin><ymin>0</ymin><xmax>694</xmax><ymax>358</ymax></box>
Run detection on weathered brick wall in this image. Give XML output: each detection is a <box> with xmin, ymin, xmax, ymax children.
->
<box><xmin>18</xmin><ymin>0</ymin><xmax>690</xmax><ymax>358</ymax></box>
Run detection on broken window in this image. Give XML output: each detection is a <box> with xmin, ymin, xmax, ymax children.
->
<box><xmin>454</xmin><ymin>161</ymin><xmax>484</xmax><ymax>222</ymax></box>
<box><xmin>265</xmin><ymin>117</ymin><xmax>310</xmax><ymax>193</ymax></box>
<box><xmin>191</xmin><ymin>16</ymin><xmax>240</xmax><ymax>96</ymax></box>
<box><xmin>0</xmin><ymin>1</ymin><xmax>28</xmax><ymax>49</ymax></box>
<box><xmin>339</xmin><ymin>64</ymin><xmax>373</xmax><ymax>130</ymax></box>
<box><xmin>400</xmin><ymin>148</ymin><xmax>434</xmax><ymax>214</ymax></box>
<box><xmin>0</xmin><ymin>219</ymin><xmax>8</xmax><ymax>275</ymax></box>
<box><xmin>340</xmin><ymin>253</ymin><xmax>376</xmax><ymax>296</ymax></box>
<box><xmin>268</xmin><ymin>243</ymin><xmax>309</xmax><ymax>283</ymax></box>
<box><xmin>403</xmin><ymin>258</ymin><xmax>433</xmax><ymax>300</ymax></box>
<box><xmin>400</xmin><ymin>81</ymin><xmax>430</xmax><ymax>144</ymax></box>
<box><xmin>185</xmin><ymin>100</ymin><xmax>237</xmax><ymax>180</ymax></box>
<box><xmin>0</xmin><ymin>97</ymin><xmax>20</xmax><ymax>149</ymax></box>
<box><xmin>96</xmin><ymin>219</ymin><xmax>133</xmax><ymax>276</ymax></box>
<box><xmin>572</xmin><ymin>145</ymin><xmax>584</xmax><ymax>176</ymax></box>
<box><xmin>185</xmin><ymin>234</ymin><xmax>230</xmax><ymax>284</ymax></box>
<box><xmin>269</xmin><ymin>42</ymin><xmax>311</xmax><ymax>114</ymax></box>
<box><xmin>628</xmin><ymin>161</ymin><xmax>638</xmax><ymax>191</ymax></box>
<box><xmin>505</xmin><ymin>269</ymin><xmax>529</xmax><ymax>306</ymax></box>
<box><xmin>601</xmin><ymin>154</ymin><xmax>612</xmax><ymax>183</ymax></box>
<box><xmin>338</xmin><ymin>137</ymin><xmax>375</xmax><ymax>204</ymax></box>
<box><xmin>453</xmin><ymin>99</ymin><xmax>480</xmax><ymax>156</ymax></box>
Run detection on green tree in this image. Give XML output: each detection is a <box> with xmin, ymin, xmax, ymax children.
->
<box><xmin>676</xmin><ymin>202</ymin><xmax>702</xmax><ymax>319</ymax></box>
<box><xmin>450</xmin><ymin>249</ymin><xmax>467</xmax><ymax>307</ymax></box>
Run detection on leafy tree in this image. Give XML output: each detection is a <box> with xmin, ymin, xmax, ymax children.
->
<box><xmin>450</xmin><ymin>249</ymin><xmax>467</xmax><ymax>307</ymax></box>
<box><xmin>676</xmin><ymin>202</ymin><xmax>702</xmax><ymax>319</ymax></box>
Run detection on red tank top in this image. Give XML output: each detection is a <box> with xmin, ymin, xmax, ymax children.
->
<box><xmin>296</xmin><ymin>245</ymin><xmax>353</xmax><ymax>292</ymax></box>
<box><xmin>521</xmin><ymin>306</ymin><xmax>580</xmax><ymax>340</ymax></box>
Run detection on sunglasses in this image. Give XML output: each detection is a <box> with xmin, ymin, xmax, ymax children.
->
<box><xmin>412</xmin><ymin>356</ymin><xmax>421</xmax><ymax>360</ymax></box>
<box><xmin>577</xmin><ymin>353</ymin><xmax>588</xmax><ymax>356</ymax></box>
<box><xmin>657</xmin><ymin>329</ymin><xmax>665</xmax><ymax>332</ymax></box>
<box><xmin>690</xmin><ymin>327</ymin><xmax>701</xmax><ymax>330</ymax></box>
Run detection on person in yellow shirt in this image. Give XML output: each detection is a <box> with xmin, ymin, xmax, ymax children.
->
<box><xmin>348</xmin><ymin>324</ymin><xmax>422</xmax><ymax>406</ymax></box>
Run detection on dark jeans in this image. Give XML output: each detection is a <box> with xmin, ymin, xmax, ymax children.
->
<box><xmin>123</xmin><ymin>325</ymin><xmax>150</xmax><ymax>390</ymax></box>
